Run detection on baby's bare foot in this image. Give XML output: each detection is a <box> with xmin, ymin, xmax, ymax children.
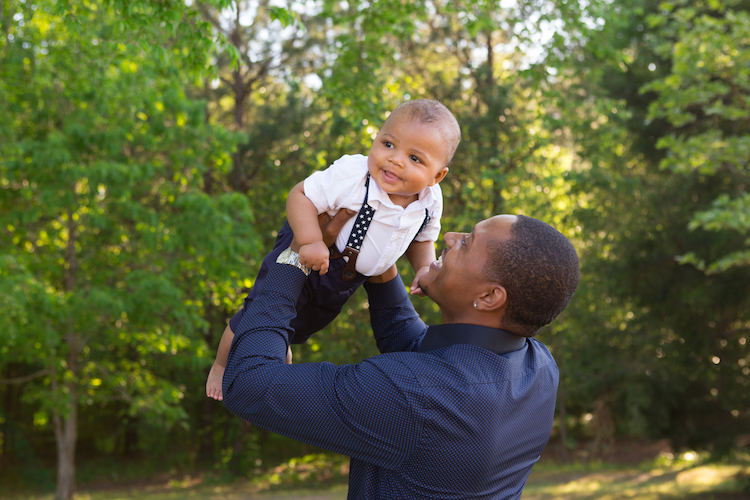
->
<box><xmin>206</xmin><ymin>364</ymin><xmax>225</xmax><ymax>401</ymax></box>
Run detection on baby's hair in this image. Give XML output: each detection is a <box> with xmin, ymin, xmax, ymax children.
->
<box><xmin>388</xmin><ymin>99</ymin><xmax>462</xmax><ymax>163</ymax></box>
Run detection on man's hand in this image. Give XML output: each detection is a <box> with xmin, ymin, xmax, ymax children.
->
<box><xmin>319</xmin><ymin>209</ymin><xmax>357</xmax><ymax>247</ymax></box>
<box><xmin>316</xmin><ymin>208</ymin><xmax>408</xmax><ymax>286</ymax></box>
<box><xmin>291</xmin><ymin>209</ymin><xmax>357</xmax><ymax>253</ymax></box>
<box><xmin>368</xmin><ymin>264</ymin><xmax>398</xmax><ymax>284</ymax></box>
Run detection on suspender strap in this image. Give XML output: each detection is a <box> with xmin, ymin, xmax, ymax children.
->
<box><xmin>415</xmin><ymin>208</ymin><xmax>430</xmax><ymax>238</ymax></box>
<box><xmin>345</xmin><ymin>174</ymin><xmax>375</xmax><ymax>251</ymax></box>
<box><xmin>330</xmin><ymin>175</ymin><xmax>432</xmax><ymax>280</ymax></box>
<box><xmin>330</xmin><ymin>174</ymin><xmax>376</xmax><ymax>280</ymax></box>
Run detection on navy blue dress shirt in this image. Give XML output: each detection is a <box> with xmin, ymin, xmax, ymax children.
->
<box><xmin>223</xmin><ymin>261</ymin><xmax>559</xmax><ymax>500</ymax></box>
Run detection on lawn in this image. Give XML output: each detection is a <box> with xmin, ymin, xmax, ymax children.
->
<box><xmin>3</xmin><ymin>451</ymin><xmax>749</xmax><ymax>500</ymax></box>
<box><xmin>523</xmin><ymin>460</ymin><xmax>750</xmax><ymax>500</ymax></box>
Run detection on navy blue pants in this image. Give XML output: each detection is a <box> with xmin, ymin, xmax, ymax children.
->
<box><xmin>229</xmin><ymin>221</ymin><xmax>369</xmax><ymax>344</ymax></box>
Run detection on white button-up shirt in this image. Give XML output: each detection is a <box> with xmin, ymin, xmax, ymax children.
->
<box><xmin>303</xmin><ymin>154</ymin><xmax>443</xmax><ymax>276</ymax></box>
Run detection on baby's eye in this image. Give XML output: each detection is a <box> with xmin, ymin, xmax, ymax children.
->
<box><xmin>383</xmin><ymin>141</ymin><xmax>394</xmax><ymax>148</ymax></box>
<box><xmin>410</xmin><ymin>155</ymin><xmax>421</xmax><ymax>163</ymax></box>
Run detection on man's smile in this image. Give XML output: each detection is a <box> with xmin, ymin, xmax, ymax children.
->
<box><xmin>430</xmin><ymin>252</ymin><xmax>444</xmax><ymax>271</ymax></box>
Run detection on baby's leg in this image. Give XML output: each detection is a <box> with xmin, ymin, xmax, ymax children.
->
<box><xmin>208</xmin><ymin>222</ymin><xmax>295</xmax><ymax>399</ymax></box>
<box><xmin>207</xmin><ymin>322</ymin><xmax>294</xmax><ymax>400</ymax></box>
<box><xmin>289</xmin><ymin>261</ymin><xmax>367</xmax><ymax>344</ymax></box>
<box><xmin>206</xmin><ymin>324</ymin><xmax>234</xmax><ymax>401</ymax></box>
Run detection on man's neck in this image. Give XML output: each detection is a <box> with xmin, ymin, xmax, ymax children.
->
<box><xmin>441</xmin><ymin>311</ymin><xmax>503</xmax><ymax>330</ymax></box>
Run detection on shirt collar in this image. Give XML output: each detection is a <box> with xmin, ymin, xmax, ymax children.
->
<box><xmin>417</xmin><ymin>323</ymin><xmax>527</xmax><ymax>355</ymax></box>
<box><xmin>369</xmin><ymin>178</ymin><xmax>436</xmax><ymax>211</ymax></box>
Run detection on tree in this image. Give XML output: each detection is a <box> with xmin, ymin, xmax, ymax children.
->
<box><xmin>0</xmin><ymin>1</ymin><xmax>256</xmax><ymax>498</ymax></box>
<box><xmin>546</xmin><ymin>0</ymin><xmax>750</xmax><ymax>452</ymax></box>
<box><xmin>644</xmin><ymin>0</ymin><xmax>750</xmax><ymax>274</ymax></box>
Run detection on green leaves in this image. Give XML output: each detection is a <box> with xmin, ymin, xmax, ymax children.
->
<box><xmin>679</xmin><ymin>193</ymin><xmax>750</xmax><ymax>273</ymax></box>
<box><xmin>269</xmin><ymin>6</ymin><xmax>303</xmax><ymax>30</ymax></box>
<box><xmin>644</xmin><ymin>2</ymin><xmax>750</xmax><ymax>273</ymax></box>
<box><xmin>0</xmin><ymin>0</ymin><xmax>256</xmax><ymax>447</ymax></box>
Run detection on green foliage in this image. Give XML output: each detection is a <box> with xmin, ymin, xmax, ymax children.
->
<box><xmin>1</xmin><ymin>0</ymin><xmax>749</xmax><ymax>492</ymax></box>
<box><xmin>548</xmin><ymin>0</ymin><xmax>750</xmax><ymax>453</ymax></box>
<box><xmin>643</xmin><ymin>0</ymin><xmax>750</xmax><ymax>273</ymax></box>
<box><xmin>0</xmin><ymin>0</ymin><xmax>257</xmax><ymax>485</ymax></box>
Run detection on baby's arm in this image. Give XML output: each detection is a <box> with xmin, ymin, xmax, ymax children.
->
<box><xmin>287</xmin><ymin>182</ymin><xmax>330</xmax><ymax>275</ymax></box>
<box><xmin>405</xmin><ymin>240</ymin><xmax>437</xmax><ymax>296</ymax></box>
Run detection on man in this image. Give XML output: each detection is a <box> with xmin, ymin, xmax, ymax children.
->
<box><xmin>222</xmin><ymin>213</ymin><xmax>579</xmax><ymax>499</ymax></box>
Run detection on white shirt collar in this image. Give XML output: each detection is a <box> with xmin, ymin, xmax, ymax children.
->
<box><xmin>368</xmin><ymin>178</ymin><xmax>437</xmax><ymax>212</ymax></box>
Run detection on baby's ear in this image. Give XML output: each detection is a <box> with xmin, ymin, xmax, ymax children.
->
<box><xmin>429</xmin><ymin>167</ymin><xmax>449</xmax><ymax>186</ymax></box>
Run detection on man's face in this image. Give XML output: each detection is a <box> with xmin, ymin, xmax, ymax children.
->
<box><xmin>418</xmin><ymin>215</ymin><xmax>517</xmax><ymax>311</ymax></box>
<box><xmin>367</xmin><ymin>113</ymin><xmax>450</xmax><ymax>207</ymax></box>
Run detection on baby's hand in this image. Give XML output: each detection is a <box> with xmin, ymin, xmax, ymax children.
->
<box><xmin>410</xmin><ymin>266</ymin><xmax>431</xmax><ymax>296</ymax></box>
<box><xmin>299</xmin><ymin>241</ymin><xmax>330</xmax><ymax>275</ymax></box>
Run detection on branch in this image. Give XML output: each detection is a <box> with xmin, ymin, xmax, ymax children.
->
<box><xmin>0</xmin><ymin>369</ymin><xmax>50</xmax><ymax>385</ymax></box>
<box><xmin>195</xmin><ymin>2</ymin><xmax>228</xmax><ymax>36</ymax></box>
<box><xmin>242</xmin><ymin>58</ymin><xmax>272</xmax><ymax>93</ymax></box>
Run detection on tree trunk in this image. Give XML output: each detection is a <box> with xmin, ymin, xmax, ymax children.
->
<box><xmin>553</xmin><ymin>332</ymin><xmax>569</xmax><ymax>463</ymax></box>
<box><xmin>557</xmin><ymin>378</ymin><xmax>569</xmax><ymax>462</ymax></box>
<box><xmin>53</xmin><ymin>206</ymin><xmax>79</xmax><ymax>500</ymax></box>
<box><xmin>199</xmin><ymin>395</ymin><xmax>216</xmax><ymax>462</ymax></box>
<box><xmin>229</xmin><ymin>419</ymin><xmax>252</xmax><ymax>475</ymax></box>
<box><xmin>52</xmin><ymin>383</ymin><xmax>78</xmax><ymax>500</ymax></box>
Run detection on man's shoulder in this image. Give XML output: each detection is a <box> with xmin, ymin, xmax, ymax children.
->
<box><xmin>527</xmin><ymin>337</ymin><xmax>556</xmax><ymax>363</ymax></box>
<box><xmin>398</xmin><ymin>340</ymin><xmax>557</xmax><ymax>385</ymax></box>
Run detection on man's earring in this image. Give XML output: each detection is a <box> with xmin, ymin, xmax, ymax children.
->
<box><xmin>473</xmin><ymin>302</ymin><xmax>477</xmax><ymax>308</ymax></box>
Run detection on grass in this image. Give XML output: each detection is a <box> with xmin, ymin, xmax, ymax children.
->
<box><xmin>2</xmin><ymin>451</ymin><xmax>749</xmax><ymax>500</ymax></box>
<box><xmin>523</xmin><ymin>461</ymin><xmax>750</xmax><ymax>500</ymax></box>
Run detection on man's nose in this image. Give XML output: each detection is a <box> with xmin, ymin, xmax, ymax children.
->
<box><xmin>444</xmin><ymin>232</ymin><xmax>459</xmax><ymax>247</ymax></box>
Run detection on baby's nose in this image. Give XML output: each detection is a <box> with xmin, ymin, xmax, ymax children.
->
<box><xmin>390</xmin><ymin>153</ymin><xmax>405</xmax><ymax>166</ymax></box>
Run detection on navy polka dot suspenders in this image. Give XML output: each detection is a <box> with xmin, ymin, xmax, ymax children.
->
<box><xmin>330</xmin><ymin>173</ymin><xmax>430</xmax><ymax>281</ymax></box>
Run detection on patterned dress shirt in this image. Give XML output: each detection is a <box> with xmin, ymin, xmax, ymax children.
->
<box><xmin>223</xmin><ymin>262</ymin><xmax>559</xmax><ymax>500</ymax></box>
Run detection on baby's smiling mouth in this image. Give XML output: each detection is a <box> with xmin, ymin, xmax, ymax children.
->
<box><xmin>381</xmin><ymin>169</ymin><xmax>401</xmax><ymax>182</ymax></box>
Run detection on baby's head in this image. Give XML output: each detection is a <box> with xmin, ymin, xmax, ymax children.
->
<box><xmin>368</xmin><ymin>99</ymin><xmax>461</xmax><ymax>206</ymax></box>
<box><xmin>386</xmin><ymin>99</ymin><xmax>462</xmax><ymax>163</ymax></box>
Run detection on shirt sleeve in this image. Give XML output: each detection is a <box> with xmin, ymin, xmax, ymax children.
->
<box><xmin>363</xmin><ymin>275</ymin><xmax>426</xmax><ymax>354</ymax></box>
<box><xmin>222</xmin><ymin>263</ymin><xmax>423</xmax><ymax>470</ymax></box>
<box><xmin>303</xmin><ymin>154</ymin><xmax>368</xmax><ymax>214</ymax></box>
<box><xmin>413</xmin><ymin>184</ymin><xmax>443</xmax><ymax>243</ymax></box>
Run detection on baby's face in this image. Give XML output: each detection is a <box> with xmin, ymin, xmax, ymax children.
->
<box><xmin>367</xmin><ymin>113</ymin><xmax>450</xmax><ymax>206</ymax></box>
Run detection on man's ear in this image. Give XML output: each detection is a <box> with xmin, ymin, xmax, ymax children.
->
<box><xmin>429</xmin><ymin>167</ymin><xmax>449</xmax><ymax>186</ymax></box>
<box><xmin>475</xmin><ymin>285</ymin><xmax>507</xmax><ymax>311</ymax></box>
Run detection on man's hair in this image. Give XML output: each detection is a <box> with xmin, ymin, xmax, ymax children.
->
<box><xmin>387</xmin><ymin>99</ymin><xmax>462</xmax><ymax>162</ymax></box>
<box><xmin>485</xmin><ymin>215</ymin><xmax>580</xmax><ymax>337</ymax></box>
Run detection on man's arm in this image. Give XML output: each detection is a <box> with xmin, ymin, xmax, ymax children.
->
<box><xmin>222</xmin><ymin>262</ymin><xmax>423</xmax><ymax>469</ymax></box>
<box><xmin>363</xmin><ymin>268</ymin><xmax>428</xmax><ymax>354</ymax></box>
<box><xmin>222</xmin><ymin>209</ymin><xmax>422</xmax><ymax>466</ymax></box>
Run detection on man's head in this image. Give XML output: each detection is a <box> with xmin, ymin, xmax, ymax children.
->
<box><xmin>418</xmin><ymin>215</ymin><xmax>580</xmax><ymax>336</ymax></box>
<box><xmin>367</xmin><ymin>100</ymin><xmax>461</xmax><ymax>206</ymax></box>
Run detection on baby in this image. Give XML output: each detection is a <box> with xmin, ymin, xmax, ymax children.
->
<box><xmin>207</xmin><ymin>99</ymin><xmax>461</xmax><ymax>400</ymax></box>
